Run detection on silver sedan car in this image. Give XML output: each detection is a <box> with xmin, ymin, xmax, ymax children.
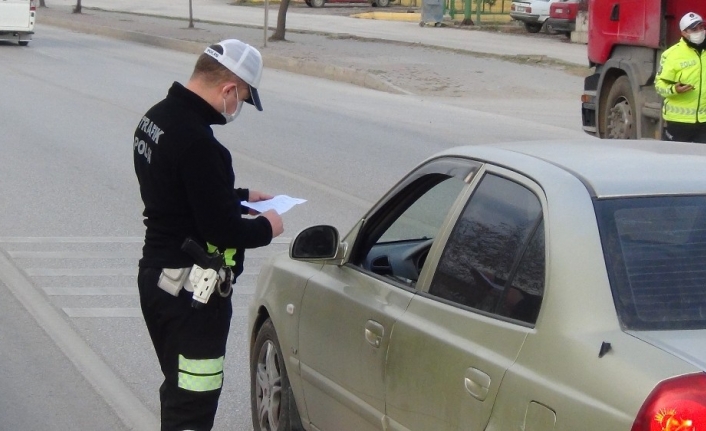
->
<box><xmin>248</xmin><ymin>140</ymin><xmax>706</xmax><ymax>431</ymax></box>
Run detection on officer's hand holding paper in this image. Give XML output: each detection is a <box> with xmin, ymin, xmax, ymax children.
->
<box><xmin>242</xmin><ymin>195</ymin><xmax>307</xmax><ymax>215</ymax></box>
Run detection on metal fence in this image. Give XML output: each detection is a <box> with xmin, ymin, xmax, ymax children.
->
<box><xmin>445</xmin><ymin>0</ymin><xmax>513</xmax><ymax>22</ymax></box>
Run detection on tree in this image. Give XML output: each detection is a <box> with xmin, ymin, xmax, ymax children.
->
<box><xmin>270</xmin><ymin>0</ymin><xmax>291</xmax><ymax>41</ymax></box>
<box><xmin>73</xmin><ymin>0</ymin><xmax>81</xmax><ymax>13</ymax></box>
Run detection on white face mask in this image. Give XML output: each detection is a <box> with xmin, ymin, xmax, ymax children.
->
<box><xmin>689</xmin><ymin>29</ymin><xmax>706</xmax><ymax>45</ymax></box>
<box><xmin>222</xmin><ymin>86</ymin><xmax>243</xmax><ymax>123</ymax></box>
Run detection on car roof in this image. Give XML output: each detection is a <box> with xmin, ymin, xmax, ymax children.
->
<box><xmin>434</xmin><ymin>139</ymin><xmax>706</xmax><ymax>198</ymax></box>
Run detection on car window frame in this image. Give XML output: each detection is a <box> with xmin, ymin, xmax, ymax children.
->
<box><xmin>345</xmin><ymin>156</ymin><xmax>483</xmax><ymax>291</ymax></box>
<box><xmin>415</xmin><ymin>164</ymin><xmax>549</xmax><ymax>328</ymax></box>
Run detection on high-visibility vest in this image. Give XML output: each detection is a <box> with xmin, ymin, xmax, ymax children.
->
<box><xmin>655</xmin><ymin>38</ymin><xmax>706</xmax><ymax>123</ymax></box>
<box><xmin>206</xmin><ymin>242</ymin><xmax>236</xmax><ymax>267</ymax></box>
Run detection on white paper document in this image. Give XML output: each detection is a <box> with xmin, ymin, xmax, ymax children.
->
<box><xmin>241</xmin><ymin>195</ymin><xmax>307</xmax><ymax>215</ymax></box>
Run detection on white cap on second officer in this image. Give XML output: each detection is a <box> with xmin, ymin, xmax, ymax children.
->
<box><xmin>680</xmin><ymin>12</ymin><xmax>703</xmax><ymax>32</ymax></box>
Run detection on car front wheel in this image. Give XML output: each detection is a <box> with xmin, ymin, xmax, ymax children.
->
<box><xmin>251</xmin><ymin>318</ymin><xmax>303</xmax><ymax>431</ymax></box>
<box><xmin>310</xmin><ymin>0</ymin><xmax>325</xmax><ymax>7</ymax></box>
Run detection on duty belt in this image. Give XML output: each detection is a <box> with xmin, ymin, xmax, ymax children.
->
<box><xmin>157</xmin><ymin>266</ymin><xmax>232</xmax><ymax>299</ymax></box>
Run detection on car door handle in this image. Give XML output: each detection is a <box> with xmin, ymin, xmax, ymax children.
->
<box><xmin>364</xmin><ymin>320</ymin><xmax>384</xmax><ymax>348</ymax></box>
<box><xmin>464</xmin><ymin>367</ymin><xmax>491</xmax><ymax>401</ymax></box>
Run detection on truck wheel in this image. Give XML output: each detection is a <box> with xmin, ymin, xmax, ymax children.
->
<box><xmin>603</xmin><ymin>76</ymin><xmax>637</xmax><ymax>139</ymax></box>
<box><xmin>524</xmin><ymin>22</ymin><xmax>543</xmax><ymax>33</ymax></box>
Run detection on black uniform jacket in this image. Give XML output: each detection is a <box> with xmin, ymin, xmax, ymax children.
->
<box><xmin>133</xmin><ymin>82</ymin><xmax>272</xmax><ymax>276</ymax></box>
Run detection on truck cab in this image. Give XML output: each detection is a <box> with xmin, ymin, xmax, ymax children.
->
<box><xmin>0</xmin><ymin>0</ymin><xmax>36</xmax><ymax>46</ymax></box>
<box><xmin>581</xmin><ymin>0</ymin><xmax>700</xmax><ymax>139</ymax></box>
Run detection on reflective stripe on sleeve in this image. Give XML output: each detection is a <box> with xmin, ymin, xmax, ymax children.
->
<box><xmin>177</xmin><ymin>354</ymin><xmax>224</xmax><ymax>392</ymax></box>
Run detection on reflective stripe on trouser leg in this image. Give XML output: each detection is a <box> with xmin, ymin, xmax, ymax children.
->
<box><xmin>177</xmin><ymin>354</ymin><xmax>224</xmax><ymax>392</ymax></box>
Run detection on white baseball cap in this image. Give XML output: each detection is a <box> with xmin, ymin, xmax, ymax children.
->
<box><xmin>204</xmin><ymin>39</ymin><xmax>263</xmax><ymax>111</ymax></box>
<box><xmin>680</xmin><ymin>12</ymin><xmax>703</xmax><ymax>31</ymax></box>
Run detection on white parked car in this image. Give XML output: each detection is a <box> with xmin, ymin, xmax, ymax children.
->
<box><xmin>510</xmin><ymin>0</ymin><xmax>552</xmax><ymax>33</ymax></box>
<box><xmin>0</xmin><ymin>0</ymin><xmax>36</xmax><ymax>46</ymax></box>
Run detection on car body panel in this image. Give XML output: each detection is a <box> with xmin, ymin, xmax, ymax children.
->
<box><xmin>432</xmin><ymin>140</ymin><xmax>706</xmax><ymax>198</ymax></box>
<box><xmin>510</xmin><ymin>0</ymin><xmax>552</xmax><ymax>23</ymax></box>
<box><xmin>384</xmin><ymin>164</ymin><xmax>546</xmax><ymax>431</ymax></box>
<box><xmin>629</xmin><ymin>330</ymin><xmax>706</xmax><ymax>372</ymax></box>
<box><xmin>386</xmin><ymin>296</ymin><xmax>530</xmax><ymax>431</ymax></box>
<box><xmin>248</xmin><ymin>257</ymin><xmax>322</xmax><ymax>426</ymax></box>
<box><xmin>250</xmin><ymin>139</ymin><xmax>706</xmax><ymax>431</ymax></box>
<box><xmin>0</xmin><ymin>0</ymin><xmax>32</xmax><ymax>29</ymax></box>
<box><xmin>297</xmin><ymin>264</ymin><xmax>415</xmax><ymax>431</ymax></box>
<box><xmin>0</xmin><ymin>0</ymin><xmax>35</xmax><ymax>43</ymax></box>
<box><xmin>489</xmin><ymin>330</ymin><xmax>697</xmax><ymax>431</ymax></box>
<box><xmin>546</xmin><ymin>0</ymin><xmax>579</xmax><ymax>33</ymax></box>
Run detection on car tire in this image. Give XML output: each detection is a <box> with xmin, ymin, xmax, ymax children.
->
<box><xmin>251</xmin><ymin>318</ymin><xmax>303</xmax><ymax>431</ymax></box>
<box><xmin>602</xmin><ymin>75</ymin><xmax>637</xmax><ymax>139</ymax></box>
<box><xmin>375</xmin><ymin>0</ymin><xmax>390</xmax><ymax>7</ymax></box>
<box><xmin>524</xmin><ymin>22</ymin><xmax>543</xmax><ymax>33</ymax></box>
<box><xmin>310</xmin><ymin>0</ymin><xmax>325</xmax><ymax>8</ymax></box>
<box><xmin>19</xmin><ymin>41</ymin><xmax>29</xmax><ymax>46</ymax></box>
<box><xmin>305</xmin><ymin>0</ymin><xmax>312</xmax><ymax>6</ymax></box>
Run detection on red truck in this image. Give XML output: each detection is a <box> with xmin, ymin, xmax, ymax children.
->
<box><xmin>581</xmin><ymin>0</ymin><xmax>701</xmax><ymax>139</ymax></box>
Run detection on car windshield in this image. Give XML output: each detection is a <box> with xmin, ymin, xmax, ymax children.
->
<box><xmin>596</xmin><ymin>196</ymin><xmax>706</xmax><ymax>330</ymax></box>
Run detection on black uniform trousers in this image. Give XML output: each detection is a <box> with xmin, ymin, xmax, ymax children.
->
<box><xmin>664</xmin><ymin>121</ymin><xmax>706</xmax><ymax>143</ymax></box>
<box><xmin>137</xmin><ymin>267</ymin><xmax>233</xmax><ymax>431</ymax></box>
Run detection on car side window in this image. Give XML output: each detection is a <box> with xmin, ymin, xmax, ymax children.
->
<box><xmin>428</xmin><ymin>173</ymin><xmax>545</xmax><ymax>324</ymax></box>
<box><xmin>357</xmin><ymin>174</ymin><xmax>467</xmax><ymax>287</ymax></box>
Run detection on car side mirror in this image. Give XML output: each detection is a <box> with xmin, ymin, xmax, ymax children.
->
<box><xmin>290</xmin><ymin>225</ymin><xmax>340</xmax><ymax>260</ymax></box>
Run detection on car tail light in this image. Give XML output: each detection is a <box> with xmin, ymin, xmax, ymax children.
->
<box><xmin>631</xmin><ymin>373</ymin><xmax>706</xmax><ymax>431</ymax></box>
<box><xmin>30</xmin><ymin>0</ymin><xmax>37</xmax><ymax>11</ymax></box>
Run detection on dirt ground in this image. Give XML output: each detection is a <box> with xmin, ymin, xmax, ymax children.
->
<box><xmin>37</xmin><ymin>4</ymin><xmax>588</xmax><ymax>98</ymax></box>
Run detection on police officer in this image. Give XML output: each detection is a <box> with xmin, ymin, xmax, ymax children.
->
<box><xmin>133</xmin><ymin>39</ymin><xmax>284</xmax><ymax>431</ymax></box>
<box><xmin>656</xmin><ymin>12</ymin><xmax>706</xmax><ymax>143</ymax></box>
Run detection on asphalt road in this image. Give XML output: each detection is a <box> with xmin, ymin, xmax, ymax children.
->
<box><xmin>0</xmin><ymin>23</ymin><xmax>586</xmax><ymax>431</ymax></box>
<box><xmin>0</xmin><ymin>279</ymin><xmax>126</xmax><ymax>430</ymax></box>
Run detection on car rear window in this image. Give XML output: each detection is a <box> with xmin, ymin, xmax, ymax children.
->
<box><xmin>596</xmin><ymin>196</ymin><xmax>706</xmax><ymax>330</ymax></box>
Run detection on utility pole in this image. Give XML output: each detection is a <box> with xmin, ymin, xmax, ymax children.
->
<box><xmin>188</xmin><ymin>0</ymin><xmax>194</xmax><ymax>28</ymax></box>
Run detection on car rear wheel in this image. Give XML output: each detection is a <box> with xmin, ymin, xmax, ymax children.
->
<box><xmin>19</xmin><ymin>41</ymin><xmax>29</xmax><ymax>46</ymax></box>
<box><xmin>603</xmin><ymin>75</ymin><xmax>637</xmax><ymax>139</ymax></box>
<box><xmin>310</xmin><ymin>0</ymin><xmax>325</xmax><ymax>7</ymax></box>
<box><xmin>374</xmin><ymin>0</ymin><xmax>390</xmax><ymax>7</ymax></box>
<box><xmin>524</xmin><ymin>22</ymin><xmax>543</xmax><ymax>33</ymax></box>
<box><xmin>251</xmin><ymin>318</ymin><xmax>303</xmax><ymax>431</ymax></box>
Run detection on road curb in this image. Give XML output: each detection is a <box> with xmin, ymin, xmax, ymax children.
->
<box><xmin>38</xmin><ymin>14</ymin><xmax>410</xmax><ymax>95</ymax></box>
